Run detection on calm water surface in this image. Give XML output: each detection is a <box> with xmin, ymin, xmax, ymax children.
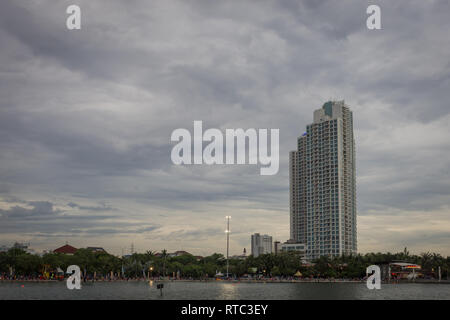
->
<box><xmin>1</xmin><ymin>281</ymin><xmax>449</xmax><ymax>300</ymax></box>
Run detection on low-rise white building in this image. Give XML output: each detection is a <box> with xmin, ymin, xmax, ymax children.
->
<box><xmin>280</xmin><ymin>241</ymin><xmax>306</xmax><ymax>260</ymax></box>
<box><xmin>281</xmin><ymin>242</ymin><xmax>306</xmax><ymax>253</ymax></box>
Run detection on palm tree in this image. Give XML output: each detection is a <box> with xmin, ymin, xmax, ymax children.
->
<box><xmin>162</xmin><ymin>249</ymin><xmax>167</xmax><ymax>277</ymax></box>
<box><xmin>145</xmin><ymin>250</ymin><xmax>155</xmax><ymax>260</ymax></box>
<box><xmin>403</xmin><ymin>247</ymin><xmax>410</xmax><ymax>259</ymax></box>
<box><xmin>420</xmin><ymin>252</ymin><xmax>433</xmax><ymax>272</ymax></box>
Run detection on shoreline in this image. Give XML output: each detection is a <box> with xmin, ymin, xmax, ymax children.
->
<box><xmin>1</xmin><ymin>279</ymin><xmax>449</xmax><ymax>284</ymax></box>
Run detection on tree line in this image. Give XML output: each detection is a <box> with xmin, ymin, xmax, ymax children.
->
<box><xmin>1</xmin><ymin>247</ymin><xmax>449</xmax><ymax>279</ymax></box>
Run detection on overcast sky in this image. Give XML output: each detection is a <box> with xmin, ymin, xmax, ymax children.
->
<box><xmin>0</xmin><ymin>0</ymin><xmax>449</xmax><ymax>256</ymax></box>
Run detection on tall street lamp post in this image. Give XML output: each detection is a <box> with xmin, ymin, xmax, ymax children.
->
<box><xmin>225</xmin><ymin>216</ymin><xmax>231</xmax><ymax>279</ymax></box>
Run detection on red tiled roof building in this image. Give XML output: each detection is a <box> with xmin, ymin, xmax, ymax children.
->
<box><xmin>53</xmin><ymin>244</ymin><xmax>78</xmax><ymax>254</ymax></box>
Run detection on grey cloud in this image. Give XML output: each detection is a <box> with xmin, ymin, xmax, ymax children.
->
<box><xmin>26</xmin><ymin>224</ymin><xmax>160</xmax><ymax>238</ymax></box>
<box><xmin>159</xmin><ymin>228</ymin><xmax>227</xmax><ymax>241</ymax></box>
<box><xmin>0</xmin><ymin>198</ymin><xmax>160</xmax><ymax>239</ymax></box>
<box><xmin>0</xmin><ymin>201</ymin><xmax>61</xmax><ymax>219</ymax></box>
<box><xmin>67</xmin><ymin>202</ymin><xmax>117</xmax><ymax>211</ymax></box>
<box><xmin>0</xmin><ymin>0</ymin><xmax>449</xmax><ymax>254</ymax></box>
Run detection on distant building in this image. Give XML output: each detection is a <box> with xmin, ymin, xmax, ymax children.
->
<box><xmin>86</xmin><ymin>247</ymin><xmax>107</xmax><ymax>253</ymax></box>
<box><xmin>251</xmin><ymin>233</ymin><xmax>272</xmax><ymax>257</ymax></box>
<box><xmin>169</xmin><ymin>250</ymin><xmax>191</xmax><ymax>257</ymax></box>
<box><xmin>231</xmin><ymin>248</ymin><xmax>247</xmax><ymax>260</ymax></box>
<box><xmin>274</xmin><ymin>241</ymin><xmax>281</xmax><ymax>255</ymax></box>
<box><xmin>53</xmin><ymin>244</ymin><xmax>78</xmax><ymax>255</ymax></box>
<box><xmin>281</xmin><ymin>242</ymin><xmax>306</xmax><ymax>254</ymax></box>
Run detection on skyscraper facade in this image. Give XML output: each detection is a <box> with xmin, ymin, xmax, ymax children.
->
<box><xmin>290</xmin><ymin>101</ymin><xmax>356</xmax><ymax>260</ymax></box>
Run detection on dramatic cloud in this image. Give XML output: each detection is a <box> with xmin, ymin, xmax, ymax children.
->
<box><xmin>0</xmin><ymin>0</ymin><xmax>449</xmax><ymax>255</ymax></box>
<box><xmin>0</xmin><ymin>201</ymin><xmax>61</xmax><ymax>219</ymax></box>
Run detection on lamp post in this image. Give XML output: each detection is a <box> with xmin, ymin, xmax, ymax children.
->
<box><xmin>225</xmin><ymin>216</ymin><xmax>231</xmax><ymax>279</ymax></box>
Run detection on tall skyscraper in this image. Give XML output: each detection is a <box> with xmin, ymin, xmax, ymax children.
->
<box><xmin>251</xmin><ymin>233</ymin><xmax>273</xmax><ymax>257</ymax></box>
<box><xmin>290</xmin><ymin>101</ymin><xmax>356</xmax><ymax>260</ymax></box>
